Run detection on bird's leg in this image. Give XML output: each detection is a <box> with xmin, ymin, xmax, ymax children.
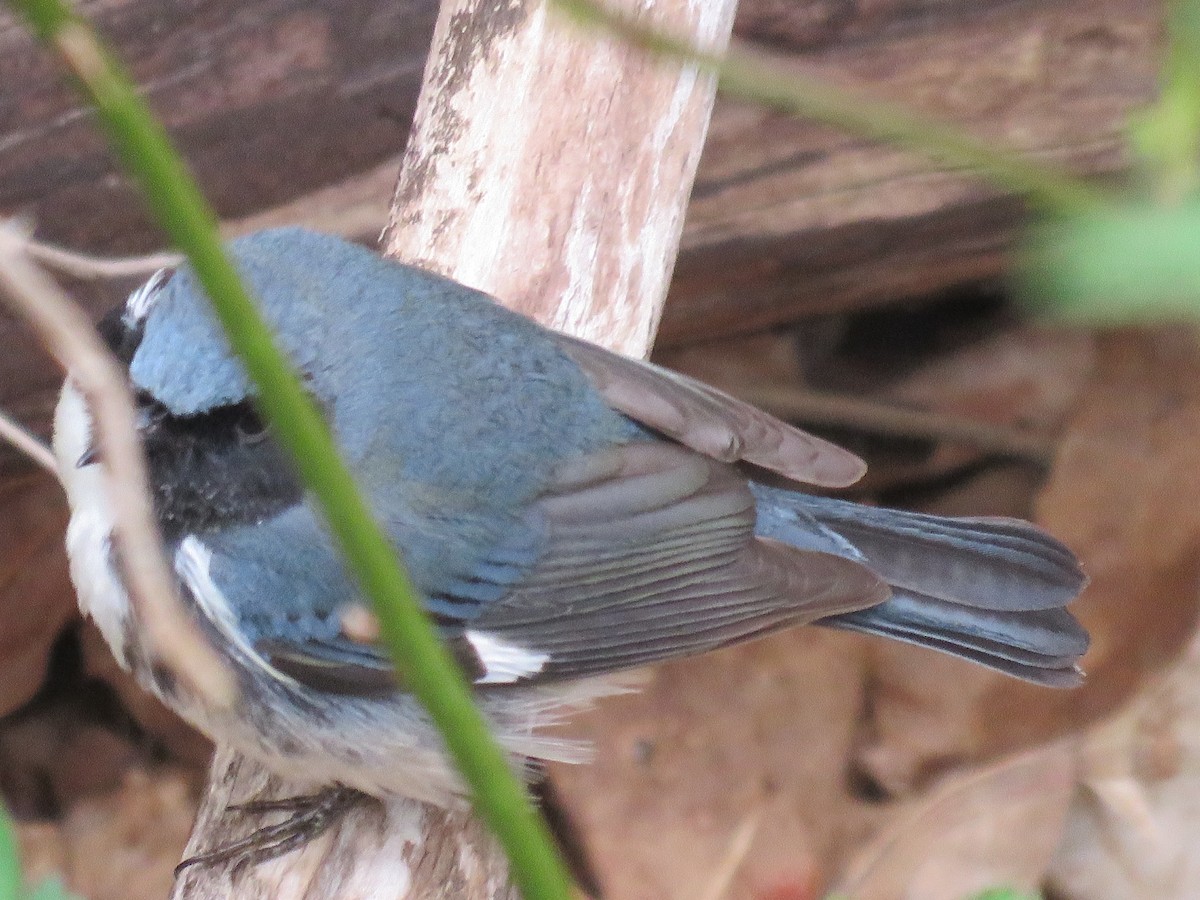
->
<box><xmin>174</xmin><ymin>784</ymin><xmax>368</xmax><ymax>876</ymax></box>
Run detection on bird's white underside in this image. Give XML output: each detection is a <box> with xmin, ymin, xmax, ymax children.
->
<box><xmin>53</xmin><ymin>380</ymin><xmax>131</xmax><ymax>664</ymax></box>
<box><xmin>52</xmin><ymin>261</ymin><xmax>165</xmax><ymax>660</ymax></box>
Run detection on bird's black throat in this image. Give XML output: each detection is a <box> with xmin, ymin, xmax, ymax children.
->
<box><xmin>138</xmin><ymin>397</ymin><xmax>303</xmax><ymax>539</ymax></box>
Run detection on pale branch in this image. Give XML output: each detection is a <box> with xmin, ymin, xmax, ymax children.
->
<box><xmin>24</xmin><ymin>237</ymin><xmax>182</xmax><ymax>280</ymax></box>
<box><xmin>0</xmin><ymin>405</ymin><xmax>59</xmax><ymax>477</ymax></box>
<box><xmin>697</xmin><ymin>807</ymin><xmax>762</xmax><ymax>900</ymax></box>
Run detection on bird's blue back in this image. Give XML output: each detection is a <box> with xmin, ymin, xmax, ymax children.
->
<box><xmin>131</xmin><ymin>228</ymin><xmax>640</xmax><ymax>510</ymax></box>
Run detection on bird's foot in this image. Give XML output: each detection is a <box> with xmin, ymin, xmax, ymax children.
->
<box><xmin>174</xmin><ymin>784</ymin><xmax>366</xmax><ymax>876</ymax></box>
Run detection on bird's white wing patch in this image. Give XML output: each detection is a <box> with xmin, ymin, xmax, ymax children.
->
<box><xmin>465</xmin><ymin>630</ymin><xmax>549</xmax><ymax>684</ymax></box>
<box><xmin>175</xmin><ymin>537</ymin><xmax>232</xmax><ymax>626</ymax></box>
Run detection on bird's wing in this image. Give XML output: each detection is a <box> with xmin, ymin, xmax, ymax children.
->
<box><xmin>174</xmin><ymin>443</ymin><xmax>887</xmax><ymax>694</ymax></box>
<box><xmin>172</xmin><ymin>499</ymin><xmax>547</xmax><ymax>695</ymax></box>
<box><xmin>553</xmin><ymin>333</ymin><xmax>866</xmax><ymax>488</ymax></box>
<box><xmin>465</xmin><ymin>440</ymin><xmax>887</xmax><ymax>682</ymax></box>
<box><xmin>171</xmin><ymin>508</ymin><xmax>401</xmax><ymax>695</ymax></box>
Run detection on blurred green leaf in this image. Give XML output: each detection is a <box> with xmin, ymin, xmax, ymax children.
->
<box><xmin>1131</xmin><ymin>0</ymin><xmax>1200</xmax><ymax>200</ymax></box>
<box><xmin>1022</xmin><ymin>202</ymin><xmax>1200</xmax><ymax>321</ymax></box>
<box><xmin>0</xmin><ymin>808</ymin><xmax>20</xmax><ymax>900</ymax></box>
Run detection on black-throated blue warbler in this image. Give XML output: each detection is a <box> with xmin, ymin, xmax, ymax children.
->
<box><xmin>53</xmin><ymin>227</ymin><xmax>1088</xmax><ymax>857</ymax></box>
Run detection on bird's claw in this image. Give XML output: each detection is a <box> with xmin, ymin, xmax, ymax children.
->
<box><xmin>174</xmin><ymin>784</ymin><xmax>366</xmax><ymax>877</ymax></box>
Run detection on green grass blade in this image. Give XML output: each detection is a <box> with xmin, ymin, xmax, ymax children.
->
<box><xmin>551</xmin><ymin>0</ymin><xmax>1116</xmax><ymax>217</ymax></box>
<box><xmin>9</xmin><ymin>1</ymin><xmax>573</xmax><ymax>896</ymax></box>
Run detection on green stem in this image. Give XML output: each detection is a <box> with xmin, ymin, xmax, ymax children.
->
<box><xmin>552</xmin><ymin>0</ymin><xmax>1117</xmax><ymax>217</ymax></box>
<box><xmin>12</xmin><ymin>1</ymin><xmax>571</xmax><ymax>896</ymax></box>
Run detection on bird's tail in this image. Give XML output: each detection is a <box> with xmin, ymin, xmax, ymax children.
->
<box><xmin>751</xmin><ymin>488</ymin><xmax>1089</xmax><ymax>687</ymax></box>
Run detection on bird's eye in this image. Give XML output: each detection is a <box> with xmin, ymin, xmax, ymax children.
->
<box><xmin>235</xmin><ymin>411</ymin><xmax>269</xmax><ymax>445</ymax></box>
<box><xmin>133</xmin><ymin>391</ymin><xmax>169</xmax><ymax>435</ymax></box>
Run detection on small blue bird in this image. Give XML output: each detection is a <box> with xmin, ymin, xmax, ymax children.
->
<box><xmin>54</xmin><ymin>227</ymin><xmax>1087</xmax><ymax>859</ymax></box>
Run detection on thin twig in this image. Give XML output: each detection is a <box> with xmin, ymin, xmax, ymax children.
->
<box><xmin>0</xmin><ymin>221</ymin><xmax>235</xmax><ymax>708</ymax></box>
<box><xmin>698</xmin><ymin>806</ymin><xmax>763</xmax><ymax>900</ymax></box>
<box><xmin>739</xmin><ymin>384</ymin><xmax>1057</xmax><ymax>467</ymax></box>
<box><xmin>24</xmin><ymin>238</ymin><xmax>181</xmax><ymax>281</ymax></box>
<box><xmin>0</xmin><ymin>406</ymin><xmax>59</xmax><ymax>477</ymax></box>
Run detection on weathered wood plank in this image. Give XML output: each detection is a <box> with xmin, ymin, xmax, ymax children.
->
<box><xmin>0</xmin><ymin>0</ymin><xmax>1163</xmax><ymax>482</ymax></box>
<box><xmin>662</xmin><ymin>0</ymin><xmax>1160</xmax><ymax>343</ymax></box>
<box><xmin>0</xmin><ymin>0</ymin><xmax>435</xmax><ymax>250</ymax></box>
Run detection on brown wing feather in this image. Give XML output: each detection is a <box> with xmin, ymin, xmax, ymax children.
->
<box><xmin>472</xmin><ymin>442</ymin><xmax>887</xmax><ymax>681</ymax></box>
<box><xmin>554</xmin><ymin>333</ymin><xmax>867</xmax><ymax>488</ymax></box>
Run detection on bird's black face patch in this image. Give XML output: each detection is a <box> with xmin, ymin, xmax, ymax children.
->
<box><xmin>137</xmin><ymin>394</ymin><xmax>303</xmax><ymax>539</ymax></box>
<box><xmin>95</xmin><ymin>303</ymin><xmax>304</xmax><ymax>539</ymax></box>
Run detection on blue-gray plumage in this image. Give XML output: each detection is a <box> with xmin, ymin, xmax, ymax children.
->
<box><xmin>54</xmin><ymin>227</ymin><xmax>1088</xmax><ymax>808</ymax></box>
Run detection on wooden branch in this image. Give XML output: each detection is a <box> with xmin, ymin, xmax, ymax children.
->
<box><xmin>172</xmin><ymin>0</ymin><xmax>735</xmax><ymax>896</ymax></box>
<box><xmin>173</xmin><ymin>747</ymin><xmax>517</xmax><ymax>900</ymax></box>
<box><xmin>382</xmin><ymin>0</ymin><xmax>734</xmax><ymax>356</ymax></box>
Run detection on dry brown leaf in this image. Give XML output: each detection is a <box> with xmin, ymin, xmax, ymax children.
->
<box><xmin>812</xmin><ymin>322</ymin><xmax>1096</xmax><ymax>490</ymax></box>
<box><xmin>15</xmin><ymin>767</ymin><xmax>198</xmax><ymax>900</ymax></box>
<box><xmin>58</xmin><ymin>767</ymin><xmax>198</xmax><ymax>900</ymax></box>
<box><xmin>0</xmin><ymin>473</ymin><xmax>76</xmax><ymax>716</ymax></box>
<box><xmin>881</xmin><ymin>324</ymin><xmax>1095</xmax><ymax>474</ymax></box>
<box><xmin>0</xmin><ymin>710</ymin><xmax>139</xmax><ymax>818</ymax></box>
<box><xmin>17</xmin><ymin>820</ymin><xmax>69</xmax><ymax>889</ymax></box>
<box><xmin>835</xmin><ymin>742</ymin><xmax>1076</xmax><ymax>900</ymax></box>
<box><xmin>551</xmin><ymin>628</ymin><xmax>878</xmax><ymax>900</ymax></box>
<box><xmin>855</xmin><ymin>328</ymin><xmax>1200</xmax><ymax>795</ymax></box>
<box><xmin>1048</xmin><ymin>621</ymin><xmax>1200</xmax><ymax>898</ymax></box>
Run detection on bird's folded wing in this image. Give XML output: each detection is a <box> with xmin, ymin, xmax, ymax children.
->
<box><xmin>180</xmin><ymin>442</ymin><xmax>886</xmax><ymax>694</ymax></box>
<box><xmin>554</xmin><ymin>333</ymin><xmax>866</xmax><ymax>488</ymax></box>
<box><xmin>176</xmin><ymin>500</ymin><xmax>541</xmax><ymax>696</ymax></box>
<box><xmin>467</xmin><ymin>441</ymin><xmax>887</xmax><ymax>682</ymax></box>
<box><xmin>172</xmin><ymin>509</ymin><xmax>401</xmax><ymax>695</ymax></box>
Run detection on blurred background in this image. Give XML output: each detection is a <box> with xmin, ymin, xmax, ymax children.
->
<box><xmin>1</xmin><ymin>0</ymin><xmax>1194</xmax><ymax>897</ymax></box>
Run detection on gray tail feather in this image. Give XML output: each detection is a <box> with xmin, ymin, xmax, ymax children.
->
<box><xmin>751</xmin><ymin>488</ymin><xmax>1089</xmax><ymax>687</ymax></box>
<box><xmin>822</xmin><ymin>590</ymin><xmax>1088</xmax><ymax>687</ymax></box>
<box><xmin>795</xmin><ymin>493</ymin><xmax>1086</xmax><ymax>612</ymax></box>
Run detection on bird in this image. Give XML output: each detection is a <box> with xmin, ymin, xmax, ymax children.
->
<box><xmin>53</xmin><ymin>227</ymin><xmax>1088</xmax><ymax>864</ymax></box>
